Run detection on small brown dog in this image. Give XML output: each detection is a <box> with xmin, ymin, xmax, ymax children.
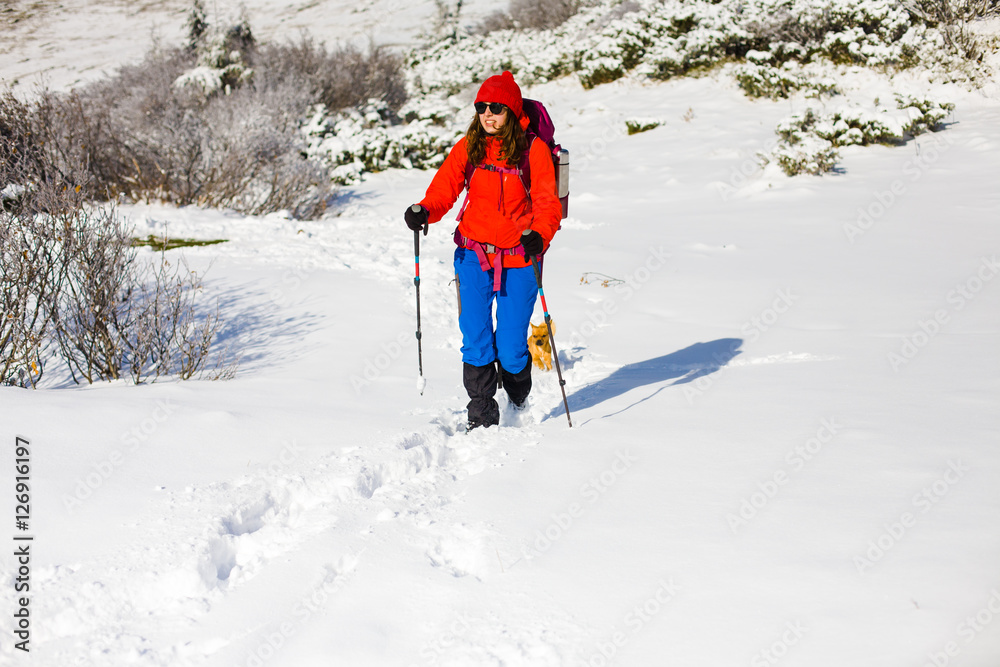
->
<box><xmin>528</xmin><ymin>321</ymin><xmax>555</xmax><ymax>371</ymax></box>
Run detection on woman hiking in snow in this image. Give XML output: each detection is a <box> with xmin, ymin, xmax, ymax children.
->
<box><xmin>405</xmin><ymin>70</ymin><xmax>562</xmax><ymax>430</ymax></box>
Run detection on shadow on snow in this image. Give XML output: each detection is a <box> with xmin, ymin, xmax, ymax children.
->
<box><xmin>210</xmin><ymin>277</ymin><xmax>325</xmax><ymax>375</ymax></box>
<box><xmin>546</xmin><ymin>338</ymin><xmax>743</xmax><ymax>423</ymax></box>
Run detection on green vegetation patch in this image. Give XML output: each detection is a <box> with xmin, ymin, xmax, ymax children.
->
<box><xmin>626</xmin><ymin>119</ymin><xmax>662</xmax><ymax>135</ymax></box>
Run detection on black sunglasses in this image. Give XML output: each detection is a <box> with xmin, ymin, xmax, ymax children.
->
<box><xmin>475</xmin><ymin>102</ymin><xmax>507</xmax><ymax>114</ymax></box>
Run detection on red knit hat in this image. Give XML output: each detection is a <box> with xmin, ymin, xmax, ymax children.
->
<box><xmin>475</xmin><ymin>71</ymin><xmax>523</xmax><ymax>119</ymax></box>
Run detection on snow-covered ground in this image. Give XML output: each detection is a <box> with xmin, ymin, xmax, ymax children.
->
<box><xmin>2</xmin><ymin>4</ymin><xmax>1000</xmax><ymax>666</ymax></box>
<box><xmin>0</xmin><ymin>0</ymin><xmax>496</xmax><ymax>93</ymax></box>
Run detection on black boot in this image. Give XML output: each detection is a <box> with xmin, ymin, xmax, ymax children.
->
<box><xmin>464</xmin><ymin>362</ymin><xmax>499</xmax><ymax>429</ymax></box>
<box><xmin>500</xmin><ymin>360</ymin><xmax>532</xmax><ymax>409</ymax></box>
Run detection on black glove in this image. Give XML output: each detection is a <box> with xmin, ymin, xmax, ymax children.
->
<box><xmin>521</xmin><ymin>229</ymin><xmax>544</xmax><ymax>260</ymax></box>
<box><xmin>405</xmin><ymin>204</ymin><xmax>428</xmax><ymax>232</ymax></box>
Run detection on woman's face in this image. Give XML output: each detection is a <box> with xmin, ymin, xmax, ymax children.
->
<box><xmin>478</xmin><ymin>103</ymin><xmax>507</xmax><ymax>135</ymax></box>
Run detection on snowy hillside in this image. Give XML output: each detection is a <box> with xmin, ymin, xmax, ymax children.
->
<box><xmin>3</xmin><ymin>2</ymin><xmax>1000</xmax><ymax>666</ymax></box>
<box><xmin>0</xmin><ymin>0</ymin><xmax>499</xmax><ymax>94</ymax></box>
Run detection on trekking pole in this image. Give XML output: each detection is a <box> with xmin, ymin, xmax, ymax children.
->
<box><xmin>412</xmin><ymin>205</ymin><xmax>428</xmax><ymax>395</ymax></box>
<box><xmin>530</xmin><ymin>256</ymin><xmax>572</xmax><ymax>428</ymax></box>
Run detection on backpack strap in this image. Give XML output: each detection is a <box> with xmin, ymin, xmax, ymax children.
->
<box><xmin>455</xmin><ymin>138</ymin><xmax>536</xmax><ymax>223</ymax></box>
<box><xmin>518</xmin><ymin>133</ymin><xmax>537</xmax><ymax>198</ymax></box>
<box><xmin>456</xmin><ymin>162</ymin><xmax>524</xmax><ymax>223</ymax></box>
<box><xmin>450</xmin><ymin>137</ymin><xmax>545</xmax><ymax>292</ymax></box>
<box><xmin>453</xmin><ymin>229</ymin><xmax>528</xmax><ymax>292</ymax></box>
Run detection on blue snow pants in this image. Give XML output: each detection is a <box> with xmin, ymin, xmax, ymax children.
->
<box><xmin>454</xmin><ymin>247</ymin><xmax>538</xmax><ymax>372</ymax></box>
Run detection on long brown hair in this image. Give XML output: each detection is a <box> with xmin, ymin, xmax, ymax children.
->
<box><xmin>465</xmin><ymin>109</ymin><xmax>528</xmax><ymax>168</ymax></box>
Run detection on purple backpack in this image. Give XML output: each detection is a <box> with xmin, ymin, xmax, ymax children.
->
<box><xmin>462</xmin><ymin>98</ymin><xmax>569</xmax><ymax>219</ymax></box>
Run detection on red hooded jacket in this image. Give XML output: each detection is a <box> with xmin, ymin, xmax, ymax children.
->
<box><xmin>419</xmin><ymin>115</ymin><xmax>562</xmax><ymax>270</ymax></box>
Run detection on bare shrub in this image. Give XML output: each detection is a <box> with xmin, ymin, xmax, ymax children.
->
<box><xmin>0</xmin><ymin>90</ymin><xmax>35</xmax><ymax>185</ymax></box>
<box><xmin>474</xmin><ymin>0</ymin><xmax>583</xmax><ymax>33</ymax></box>
<box><xmin>903</xmin><ymin>0</ymin><xmax>1000</xmax><ymax>60</ymax></box>
<box><xmin>52</xmin><ymin>204</ymin><xmax>138</xmax><ymax>383</ymax></box>
<box><xmin>905</xmin><ymin>0</ymin><xmax>1000</xmax><ymax>22</ymax></box>
<box><xmin>24</xmin><ymin>40</ymin><xmax>332</xmax><ymax>218</ymax></box>
<box><xmin>0</xmin><ymin>195</ymin><xmax>68</xmax><ymax>387</ymax></box>
<box><xmin>195</xmin><ymin>81</ymin><xmax>329</xmax><ymax>217</ymax></box>
<box><xmin>27</xmin><ymin>48</ymin><xmax>198</xmax><ymax>204</ymax></box>
<box><xmin>251</xmin><ymin>36</ymin><xmax>408</xmax><ymax>114</ymax></box>
<box><xmin>121</xmin><ymin>252</ymin><xmax>223</xmax><ymax>383</ymax></box>
<box><xmin>2</xmin><ymin>87</ymin><xmax>232</xmax><ymax>387</ymax></box>
<box><xmin>509</xmin><ymin>0</ymin><xmax>581</xmax><ymax>30</ymax></box>
<box><xmin>743</xmin><ymin>8</ymin><xmax>832</xmax><ymax>51</ymax></box>
<box><xmin>475</xmin><ymin>10</ymin><xmax>516</xmax><ymax>34</ymax></box>
<box><xmin>13</xmin><ymin>15</ymin><xmax>413</xmax><ymax>220</ymax></box>
<box><xmin>0</xmin><ymin>91</ymin><xmax>76</xmax><ymax>387</ymax></box>
<box><xmin>52</xmin><ymin>205</ymin><xmax>228</xmax><ymax>384</ymax></box>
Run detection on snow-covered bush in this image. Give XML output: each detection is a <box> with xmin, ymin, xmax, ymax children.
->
<box><xmin>733</xmin><ymin>56</ymin><xmax>839</xmax><ymax>99</ymax></box>
<box><xmin>894</xmin><ymin>93</ymin><xmax>956</xmax><ymax>132</ymax></box>
<box><xmin>734</xmin><ymin>61</ymin><xmax>805</xmax><ymax>99</ymax></box>
<box><xmin>353</xmin><ymin>0</ymin><xmax>976</xmax><ymax>181</ymax></box>
<box><xmin>407</xmin><ymin>0</ymin><xmax>954</xmax><ymax>97</ymax></box>
<box><xmin>407</xmin><ymin>29</ymin><xmax>571</xmax><ymax>96</ymax></box>
<box><xmin>761</xmin><ymin>0</ymin><xmax>919</xmax><ymax>65</ymax></box>
<box><xmin>902</xmin><ymin>0</ymin><xmax>1000</xmax><ymax>62</ymax></box>
<box><xmin>389</xmin><ymin>0</ymin><xmax>986</xmax><ymax>181</ymax></box>
<box><xmin>778</xmin><ymin>97</ymin><xmax>953</xmax><ymax>148</ymax></box>
<box><xmin>770</xmin><ymin>95</ymin><xmax>954</xmax><ymax>174</ymax></box>
<box><xmin>174</xmin><ymin>9</ymin><xmax>256</xmax><ymax>97</ymax></box>
<box><xmin>633</xmin><ymin>3</ymin><xmax>752</xmax><ymax>82</ymax></box>
<box><xmin>770</xmin><ymin>133</ymin><xmax>841</xmax><ymax>176</ymax></box>
<box><xmin>304</xmin><ymin>102</ymin><xmax>462</xmax><ymax>185</ymax></box>
<box><xmin>575</xmin><ymin>10</ymin><xmax>654</xmax><ymax>87</ymax></box>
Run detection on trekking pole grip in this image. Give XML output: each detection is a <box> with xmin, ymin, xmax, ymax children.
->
<box><xmin>411</xmin><ymin>204</ymin><xmax>428</xmax><ymax>236</ymax></box>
